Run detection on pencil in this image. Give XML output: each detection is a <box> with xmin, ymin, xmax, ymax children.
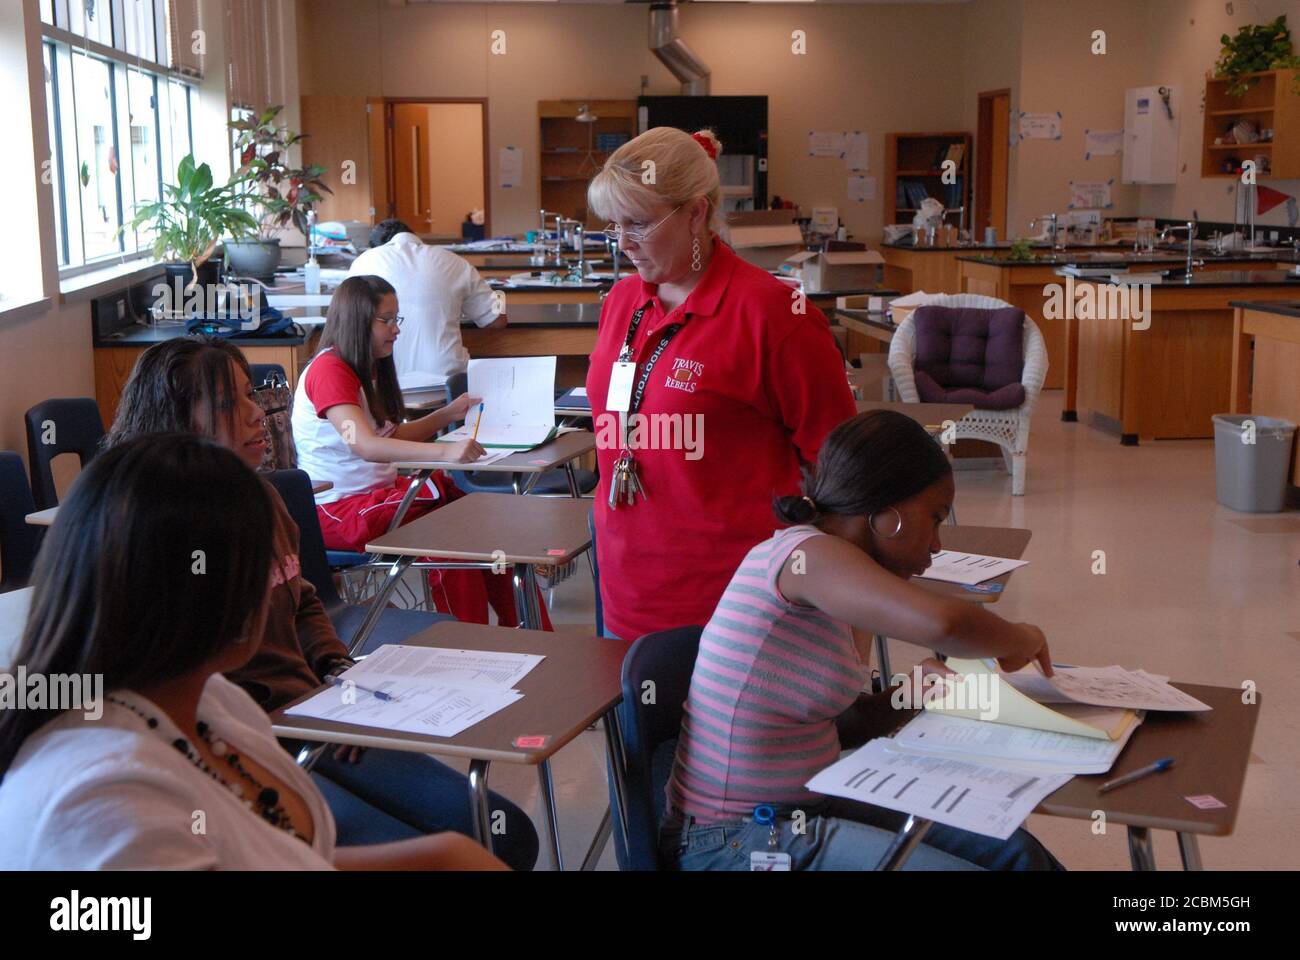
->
<box><xmin>472</xmin><ymin>402</ymin><xmax>485</xmax><ymax>441</ymax></box>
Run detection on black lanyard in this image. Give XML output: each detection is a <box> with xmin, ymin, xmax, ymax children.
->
<box><xmin>619</xmin><ymin>301</ymin><xmax>683</xmax><ymax>419</ymax></box>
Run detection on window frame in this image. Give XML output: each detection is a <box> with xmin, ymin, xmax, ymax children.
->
<box><xmin>40</xmin><ymin>6</ymin><xmax>200</xmax><ymax>279</ymax></box>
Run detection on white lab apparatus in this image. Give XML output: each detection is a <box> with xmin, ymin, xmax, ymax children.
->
<box><xmin>1122</xmin><ymin>86</ymin><xmax>1179</xmax><ymax>184</ymax></box>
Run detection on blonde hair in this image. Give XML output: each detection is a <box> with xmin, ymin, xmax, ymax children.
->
<box><xmin>588</xmin><ymin>127</ymin><xmax>723</xmax><ymax>228</ymax></box>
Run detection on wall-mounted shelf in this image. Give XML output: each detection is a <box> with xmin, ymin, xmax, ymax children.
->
<box><xmin>885</xmin><ymin>132</ymin><xmax>972</xmax><ymax>227</ymax></box>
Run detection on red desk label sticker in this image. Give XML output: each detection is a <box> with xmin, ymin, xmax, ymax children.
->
<box><xmin>546</xmin><ymin>549</ymin><xmax>566</xmax><ymax>556</ymax></box>
<box><xmin>1185</xmin><ymin>794</ymin><xmax>1227</xmax><ymax>810</ymax></box>
<box><xmin>529</xmin><ymin>459</ymin><xmax>548</xmax><ymax>465</ymax></box>
<box><xmin>514</xmin><ymin>735</ymin><xmax>548</xmax><ymax>749</ymax></box>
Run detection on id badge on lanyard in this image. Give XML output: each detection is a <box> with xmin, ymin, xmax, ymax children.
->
<box><xmin>607</xmin><ymin>361</ymin><xmax>637</xmax><ymax>413</ymax></box>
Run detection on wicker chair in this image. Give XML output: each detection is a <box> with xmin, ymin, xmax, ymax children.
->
<box><xmin>887</xmin><ymin>293</ymin><xmax>1049</xmax><ymax>496</ymax></box>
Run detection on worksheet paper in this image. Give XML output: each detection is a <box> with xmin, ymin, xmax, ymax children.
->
<box><xmin>806</xmin><ymin>739</ymin><xmax>1071</xmax><ymax>839</ymax></box>
<box><xmin>285</xmin><ymin>645</ymin><xmax>544</xmax><ymax>739</ymax></box>
<box><xmin>1009</xmin><ymin>665</ymin><xmax>1212</xmax><ymax>712</ymax></box>
<box><xmin>457</xmin><ymin>356</ymin><xmax>557</xmax><ymax>448</ymax></box>
<box><xmin>915</xmin><ymin>550</ymin><xmax>1028</xmax><ymax>586</ymax></box>
<box><xmin>891</xmin><ymin>710</ymin><xmax>1142</xmax><ymax>775</ymax></box>
<box><xmin>360</xmin><ymin>644</ymin><xmax>543</xmax><ymax>689</ymax></box>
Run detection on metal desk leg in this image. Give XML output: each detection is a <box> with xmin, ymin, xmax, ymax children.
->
<box><xmin>873</xmin><ymin>634</ymin><xmax>893</xmax><ymax>686</ymax></box>
<box><xmin>345</xmin><ymin>555</ymin><xmax>415</xmax><ymax>657</ymax></box>
<box><xmin>564</xmin><ymin>460</ymin><xmax>581</xmax><ymax>498</ymax></box>
<box><xmin>387</xmin><ymin>470</ymin><xmax>432</xmax><ymax>532</ymax></box>
<box><xmin>875</xmin><ymin>814</ymin><xmax>933</xmax><ymax>870</ymax></box>
<box><xmin>1127</xmin><ymin>826</ymin><xmax>1157</xmax><ymax>871</ymax></box>
<box><xmin>467</xmin><ymin>758</ymin><xmax>495</xmax><ymax>854</ymax></box>
<box><xmin>580</xmin><ymin>807</ymin><xmax>613</xmax><ymax>871</ymax></box>
<box><xmin>1177</xmin><ymin>832</ymin><xmax>1203</xmax><ymax>871</ymax></box>
<box><xmin>537</xmin><ymin>760</ymin><xmax>565</xmax><ymax>870</ymax></box>
<box><xmin>512</xmin><ymin>473</ymin><xmax>523</xmax><ymax>496</ymax></box>
<box><xmin>603</xmin><ymin>709</ymin><xmax>630</xmax><ymax>837</ymax></box>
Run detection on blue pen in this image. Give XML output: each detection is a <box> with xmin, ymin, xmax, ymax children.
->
<box><xmin>1099</xmin><ymin>757</ymin><xmax>1174</xmax><ymax>793</ymax></box>
<box><xmin>325</xmin><ymin>674</ymin><xmax>397</xmax><ymax>702</ymax></box>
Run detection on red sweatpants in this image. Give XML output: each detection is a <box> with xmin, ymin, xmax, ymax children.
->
<box><xmin>316</xmin><ymin>473</ymin><xmax>553</xmax><ymax>630</ymax></box>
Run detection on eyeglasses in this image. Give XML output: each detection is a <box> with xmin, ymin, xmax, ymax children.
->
<box><xmin>604</xmin><ymin>204</ymin><xmax>684</xmax><ymax>245</ymax></box>
<box><xmin>375</xmin><ymin>314</ymin><xmax>404</xmax><ymax>328</ymax></box>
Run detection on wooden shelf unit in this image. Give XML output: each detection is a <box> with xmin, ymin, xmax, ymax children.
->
<box><xmin>885</xmin><ymin>132</ymin><xmax>972</xmax><ymax>228</ymax></box>
<box><xmin>1201</xmin><ymin>69</ymin><xmax>1300</xmax><ymax>178</ymax></box>
<box><xmin>538</xmin><ymin>100</ymin><xmax>637</xmax><ymax>227</ymax></box>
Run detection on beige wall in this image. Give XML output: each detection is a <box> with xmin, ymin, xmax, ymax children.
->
<box><xmin>299</xmin><ymin>0</ymin><xmax>972</xmax><ymax>241</ymax></box>
<box><xmin>960</xmin><ymin>0</ymin><xmax>1022</xmax><ymax>234</ymax></box>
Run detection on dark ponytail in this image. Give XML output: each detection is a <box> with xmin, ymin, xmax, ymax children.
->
<box><xmin>774</xmin><ymin>410</ymin><xmax>952</xmax><ymax>525</ymax></box>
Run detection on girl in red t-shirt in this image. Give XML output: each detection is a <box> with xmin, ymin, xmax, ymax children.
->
<box><xmin>294</xmin><ymin>274</ymin><xmax>550</xmax><ymax>629</ymax></box>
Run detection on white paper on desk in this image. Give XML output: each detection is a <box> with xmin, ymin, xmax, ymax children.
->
<box><xmin>891</xmin><ymin>709</ymin><xmax>1142</xmax><ymax>775</ymax></box>
<box><xmin>915</xmin><ymin>550</ymin><xmax>1028</xmax><ymax>586</ymax></box>
<box><xmin>286</xmin><ymin>679</ymin><xmax>521</xmax><ymax>738</ymax></box>
<box><xmin>464</xmin><ymin>356</ymin><xmax>558</xmax><ymax>448</ymax></box>
<box><xmin>360</xmin><ymin>644</ymin><xmax>543</xmax><ymax>689</ymax></box>
<box><xmin>1030</xmin><ymin>665</ymin><xmax>1212</xmax><ymax>712</ymax></box>
<box><xmin>807</xmin><ymin>739</ymin><xmax>1071</xmax><ymax>840</ymax></box>
<box><xmin>426</xmin><ymin>436</ymin><xmax>515</xmax><ymax>466</ymax></box>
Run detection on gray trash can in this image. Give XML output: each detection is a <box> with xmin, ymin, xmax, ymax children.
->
<box><xmin>1212</xmin><ymin>414</ymin><xmax>1297</xmax><ymax>513</ymax></box>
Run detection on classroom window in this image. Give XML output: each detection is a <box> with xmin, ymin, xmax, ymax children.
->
<box><xmin>39</xmin><ymin>1</ymin><xmax>196</xmax><ymax>274</ymax></box>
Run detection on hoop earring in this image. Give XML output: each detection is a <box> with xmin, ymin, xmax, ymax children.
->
<box><xmin>691</xmin><ymin>235</ymin><xmax>703</xmax><ymax>271</ymax></box>
<box><xmin>868</xmin><ymin>507</ymin><xmax>904</xmax><ymax>539</ymax></box>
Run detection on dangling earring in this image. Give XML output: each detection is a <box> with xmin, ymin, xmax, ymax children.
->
<box><xmin>868</xmin><ymin>507</ymin><xmax>904</xmax><ymax>539</ymax></box>
<box><xmin>691</xmin><ymin>235</ymin><xmax>703</xmax><ymax>272</ymax></box>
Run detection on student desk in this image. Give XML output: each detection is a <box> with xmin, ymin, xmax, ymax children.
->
<box><xmin>25</xmin><ymin>481</ymin><xmax>333</xmax><ymax>526</ymax></box>
<box><xmin>387</xmin><ymin>429</ymin><xmax>596</xmax><ymax>529</ymax></box>
<box><xmin>1036</xmin><ymin>682</ymin><xmax>1259</xmax><ymax>870</ymax></box>
<box><xmin>353</xmin><ymin>492</ymin><xmax>593</xmax><ymax>652</ymax></box>
<box><xmin>271</xmin><ymin>620</ymin><xmax>632</xmax><ymax>871</ymax></box>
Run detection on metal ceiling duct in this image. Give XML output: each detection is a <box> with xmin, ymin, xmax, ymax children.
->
<box><xmin>649</xmin><ymin>1</ymin><xmax>711</xmax><ymax>95</ymax></box>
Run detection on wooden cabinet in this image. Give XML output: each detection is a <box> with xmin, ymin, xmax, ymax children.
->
<box><xmin>538</xmin><ymin>100</ymin><xmax>637</xmax><ymax>227</ymax></box>
<box><xmin>1201</xmin><ymin>69</ymin><xmax>1300</xmax><ymax>179</ymax></box>
<box><xmin>885</xmin><ymin>132</ymin><xmax>972</xmax><ymax>229</ymax></box>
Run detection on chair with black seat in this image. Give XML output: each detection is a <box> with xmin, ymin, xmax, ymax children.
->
<box><xmin>266</xmin><ymin>468</ymin><xmax>455</xmax><ymax>657</ymax></box>
<box><xmin>0</xmin><ymin>452</ymin><xmax>43</xmax><ymax>592</ymax></box>
<box><xmin>609</xmin><ymin>625</ymin><xmax>703</xmax><ymax>871</ymax></box>
<box><xmin>248</xmin><ymin>362</ymin><xmax>287</xmax><ymax>387</ymax></box>
<box><xmin>24</xmin><ymin>398</ymin><xmax>106</xmax><ymax>510</ymax></box>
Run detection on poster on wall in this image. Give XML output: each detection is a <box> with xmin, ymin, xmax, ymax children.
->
<box><xmin>1019</xmin><ymin>111</ymin><xmax>1063</xmax><ymax>140</ymax></box>
<box><xmin>498</xmin><ymin>146</ymin><xmax>522</xmax><ymax>189</ymax></box>
<box><xmin>844</xmin><ymin>131</ymin><xmax>869</xmax><ymax>171</ymax></box>
<box><xmin>848</xmin><ymin>175</ymin><xmax>875</xmax><ymax>203</ymax></box>
<box><xmin>808</xmin><ymin>131</ymin><xmax>848</xmax><ymax>158</ymax></box>
<box><xmin>1067</xmin><ymin>179</ymin><xmax>1114</xmax><ymax>209</ymax></box>
<box><xmin>1084</xmin><ymin>129</ymin><xmax>1124</xmax><ymax>159</ymax></box>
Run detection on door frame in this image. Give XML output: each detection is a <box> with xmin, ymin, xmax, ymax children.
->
<box><xmin>975</xmin><ymin>88</ymin><xmax>1011</xmax><ymax>238</ymax></box>
<box><xmin>379</xmin><ymin>97</ymin><xmax>491</xmax><ymax>236</ymax></box>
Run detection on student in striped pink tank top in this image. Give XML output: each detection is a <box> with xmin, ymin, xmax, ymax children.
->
<box><xmin>663</xmin><ymin>410</ymin><xmax>1063</xmax><ymax>871</ymax></box>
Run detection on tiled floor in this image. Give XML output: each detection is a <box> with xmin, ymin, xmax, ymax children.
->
<box><xmin>454</xmin><ymin>391</ymin><xmax>1300</xmax><ymax>870</ymax></box>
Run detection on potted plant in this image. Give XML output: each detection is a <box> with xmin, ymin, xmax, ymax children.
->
<box><xmin>125</xmin><ymin>154</ymin><xmax>257</xmax><ymax>291</ymax></box>
<box><xmin>1215</xmin><ymin>15</ymin><xmax>1300</xmax><ymax>97</ymax></box>
<box><xmin>226</xmin><ymin>106</ymin><xmax>333</xmax><ymax>278</ymax></box>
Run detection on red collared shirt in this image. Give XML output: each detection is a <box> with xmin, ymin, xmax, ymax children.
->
<box><xmin>586</xmin><ymin>236</ymin><xmax>856</xmax><ymax>641</ymax></box>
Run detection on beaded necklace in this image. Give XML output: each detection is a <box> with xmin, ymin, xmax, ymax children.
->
<box><xmin>107</xmin><ymin>694</ymin><xmax>307</xmax><ymax>842</ymax></box>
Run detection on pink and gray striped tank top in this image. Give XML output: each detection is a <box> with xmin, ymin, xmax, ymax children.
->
<box><xmin>665</xmin><ymin>525</ymin><xmax>869</xmax><ymax>822</ymax></box>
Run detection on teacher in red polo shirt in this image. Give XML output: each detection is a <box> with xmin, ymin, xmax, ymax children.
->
<box><xmin>586</xmin><ymin>127</ymin><xmax>856</xmax><ymax>641</ymax></box>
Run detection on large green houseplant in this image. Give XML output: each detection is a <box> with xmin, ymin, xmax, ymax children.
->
<box><xmin>226</xmin><ymin>105</ymin><xmax>332</xmax><ymax>278</ymax></box>
<box><xmin>126</xmin><ymin>154</ymin><xmax>257</xmax><ymax>290</ymax></box>
<box><xmin>1215</xmin><ymin>15</ymin><xmax>1300</xmax><ymax>96</ymax></box>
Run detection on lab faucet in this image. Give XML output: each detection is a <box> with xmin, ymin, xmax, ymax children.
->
<box><xmin>606</xmin><ymin>235</ymin><xmax>622</xmax><ymax>282</ymax></box>
<box><xmin>569</xmin><ymin>225</ymin><xmax>588</xmax><ymax>282</ymax></box>
<box><xmin>1028</xmin><ymin>213</ymin><xmax>1063</xmax><ymax>251</ymax></box>
<box><xmin>1158</xmin><ymin>220</ymin><xmax>1202</xmax><ymax>281</ymax></box>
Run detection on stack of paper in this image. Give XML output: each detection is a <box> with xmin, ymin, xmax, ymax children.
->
<box><xmin>285</xmin><ymin>644</ymin><xmax>544</xmax><ymax>739</ymax></box>
<box><xmin>916</xmin><ymin>551</ymin><xmax>1029</xmax><ymax>587</ymax></box>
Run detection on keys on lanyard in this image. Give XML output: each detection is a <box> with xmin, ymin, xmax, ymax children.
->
<box><xmin>607</xmin><ymin>448</ymin><xmax>646</xmax><ymax>510</ymax></box>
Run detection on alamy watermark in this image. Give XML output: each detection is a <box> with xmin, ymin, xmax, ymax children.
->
<box><xmin>890</xmin><ymin>665</ymin><xmax>1001</xmax><ymax>720</ymax></box>
<box><xmin>1042</xmin><ymin>276</ymin><xmax>1151</xmax><ymax>331</ymax></box>
<box><xmin>0</xmin><ymin>668</ymin><xmax>103</xmax><ymax>720</ymax></box>
<box><xmin>594</xmin><ymin>412</ymin><xmax>705</xmax><ymax>461</ymax></box>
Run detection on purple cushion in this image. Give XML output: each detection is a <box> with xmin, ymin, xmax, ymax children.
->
<box><xmin>911</xmin><ymin>305</ymin><xmax>1026</xmax><ymax>409</ymax></box>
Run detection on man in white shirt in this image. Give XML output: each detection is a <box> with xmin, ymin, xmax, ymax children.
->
<box><xmin>348</xmin><ymin>219</ymin><xmax>507</xmax><ymax>378</ymax></box>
